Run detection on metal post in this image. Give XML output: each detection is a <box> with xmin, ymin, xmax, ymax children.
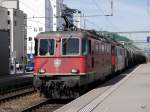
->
<box><xmin>14</xmin><ymin>58</ymin><xmax>16</xmax><ymax>75</ymax></box>
<box><xmin>83</xmin><ymin>13</ymin><xmax>86</xmax><ymax>29</ymax></box>
<box><xmin>111</xmin><ymin>0</ymin><xmax>113</xmax><ymax>16</ymax></box>
<box><xmin>22</xmin><ymin>47</ymin><xmax>25</xmax><ymax>74</ymax></box>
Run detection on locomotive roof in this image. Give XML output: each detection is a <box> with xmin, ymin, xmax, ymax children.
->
<box><xmin>36</xmin><ymin>31</ymin><xmax>123</xmax><ymax>47</ymax></box>
<box><xmin>36</xmin><ymin>31</ymin><xmax>89</xmax><ymax>38</ymax></box>
<box><xmin>36</xmin><ymin>31</ymin><xmax>107</xmax><ymax>41</ymax></box>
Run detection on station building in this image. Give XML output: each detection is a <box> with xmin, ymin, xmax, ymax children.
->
<box><xmin>0</xmin><ymin>6</ymin><xmax>8</xmax><ymax>30</ymax></box>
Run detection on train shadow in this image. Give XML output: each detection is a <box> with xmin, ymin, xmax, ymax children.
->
<box><xmin>94</xmin><ymin>65</ymin><xmax>139</xmax><ymax>89</ymax></box>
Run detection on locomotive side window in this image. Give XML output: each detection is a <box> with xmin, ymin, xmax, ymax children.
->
<box><xmin>99</xmin><ymin>42</ymin><xmax>101</xmax><ymax>54</ymax></box>
<box><xmin>62</xmin><ymin>38</ymin><xmax>79</xmax><ymax>55</ymax></box>
<box><xmin>102</xmin><ymin>44</ymin><xmax>105</xmax><ymax>54</ymax></box>
<box><xmin>120</xmin><ymin>48</ymin><xmax>124</xmax><ymax>55</ymax></box>
<box><xmin>39</xmin><ymin>39</ymin><xmax>55</xmax><ymax>56</ymax></box>
<box><xmin>111</xmin><ymin>46</ymin><xmax>115</xmax><ymax>55</ymax></box>
<box><xmin>89</xmin><ymin>40</ymin><xmax>92</xmax><ymax>54</ymax></box>
<box><xmin>95</xmin><ymin>42</ymin><xmax>99</xmax><ymax>54</ymax></box>
<box><xmin>82</xmin><ymin>38</ymin><xmax>88</xmax><ymax>55</ymax></box>
<box><xmin>107</xmin><ymin>44</ymin><xmax>110</xmax><ymax>54</ymax></box>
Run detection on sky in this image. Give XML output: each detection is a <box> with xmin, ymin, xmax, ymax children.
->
<box><xmin>64</xmin><ymin>0</ymin><xmax>150</xmax><ymax>32</ymax></box>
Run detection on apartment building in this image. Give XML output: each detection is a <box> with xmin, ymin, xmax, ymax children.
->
<box><xmin>0</xmin><ymin>0</ymin><xmax>27</xmax><ymax>64</ymax></box>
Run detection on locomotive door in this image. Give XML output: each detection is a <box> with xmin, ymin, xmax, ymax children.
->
<box><xmin>83</xmin><ymin>39</ymin><xmax>93</xmax><ymax>71</ymax></box>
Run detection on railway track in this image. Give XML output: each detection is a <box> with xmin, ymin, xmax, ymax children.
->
<box><xmin>22</xmin><ymin>99</ymin><xmax>70</xmax><ymax>112</ymax></box>
<box><xmin>0</xmin><ymin>89</ymin><xmax>45</xmax><ymax>112</ymax></box>
<box><xmin>0</xmin><ymin>86</ymin><xmax>35</xmax><ymax>102</ymax></box>
<box><xmin>0</xmin><ymin>85</ymin><xmax>32</xmax><ymax>95</ymax></box>
<box><xmin>0</xmin><ymin>86</ymin><xmax>69</xmax><ymax>112</ymax></box>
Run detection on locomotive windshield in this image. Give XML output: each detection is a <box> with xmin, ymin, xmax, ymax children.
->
<box><xmin>62</xmin><ymin>38</ymin><xmax>79</xmax><ymax>55</ymax></box>
<box><xmin>39</xmin><ymin>39</ymin><xmax>55</xmax><ymax>56</ymax></box>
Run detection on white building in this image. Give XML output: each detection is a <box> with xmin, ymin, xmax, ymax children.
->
<box><xmin>49</xmin><ymin>0</ymin><xmax>64</xmax><ymax>31</ymax></box>
<box><xmin>0</xmin><ymin>6</ymin><xmax>8</xmax><ymax>30</ymax></box>
<box><xmin>8</xmin><ymin>8</ymin><xmax>27</xmax><ymax>63</ymax></box>
<box><xmin>19</xmin><ymin>0</ymin><xmax>63</xmax><ymax>54</ymax></box>
<box><xmin>0</xmin><ymin>0</ymin><xmax>19</xmax><ymax>9</ymax></box>
<box><xmin>0</xmin><ymin>0</ymin><xmax>27</xmax><ymax>64</ymax></box>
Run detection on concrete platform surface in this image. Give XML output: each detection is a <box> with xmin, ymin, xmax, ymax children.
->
<box><xmin>55</xmin><ymin>64</ymin><xmax>150</xmax><ymax>112</ymax></box>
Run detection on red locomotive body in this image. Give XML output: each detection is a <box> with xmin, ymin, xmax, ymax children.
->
<box><xmin>33</xmin><ymin>31</ymin><xmax>125</xmax><ymax>98</ymax></box>
<box><xmin>34</xmin><ymin>31</ymin><xmax>92</xmax><ymax>76</ymax></box>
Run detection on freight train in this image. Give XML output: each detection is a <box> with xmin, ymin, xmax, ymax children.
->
<box><xmin>33</xmin><ymin>30</ymin><xmax>146</xmax><ymax>99</ymax></box>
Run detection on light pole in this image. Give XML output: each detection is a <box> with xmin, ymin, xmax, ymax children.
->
<box><xmin>29</xmin><ymin>37</ymin><xmax>32</xmax><ymax>63</ymax></box>
<box><xmin>111</xmin><ymin>0</ymin><xmax>114</xmax><ymax>16</ymax></box>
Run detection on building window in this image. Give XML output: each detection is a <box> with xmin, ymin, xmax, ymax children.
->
<box><xmin>39</xmin><ymin>27</ymin><xmax>43</xmax><ymax>32</ymax></box>
<box><xmin>8</xmin><ymin>11</ymin><xmax>10</xmax><ymax>15</ymax></box>
<box><xmin>14</xmin><ymin>21</ymin><xmax>17</xmax><ymax>26</ymax></box>
<box><xmin>7</xmin><ymin>20</ymin><xmax>10</xmax><ymax>24</ymax></box>
<box><xmin>14</xmin><ymin>11</ymin><xmax>17</xmax><ymax>16</ymax></box>
<box><xmin>29</xmin><ymin>37</ymin><xmax>32</xmax><ymax>41</ymax></box>
<box><xmin>34</xmin><ymin>28</ymin><xmax>37</xmax><ymax>32</ymax></box>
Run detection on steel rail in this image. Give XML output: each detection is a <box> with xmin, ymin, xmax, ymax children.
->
<box><xmin>0</xmin><ymin>87</ymin><xmax>35</xmax><ymax>102</ymax></box>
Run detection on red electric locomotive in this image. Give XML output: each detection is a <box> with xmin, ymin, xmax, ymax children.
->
<box><xmin>33</xmin><ymin>30</ymin><xmax>125</xmax><ymax>98</ymax></box>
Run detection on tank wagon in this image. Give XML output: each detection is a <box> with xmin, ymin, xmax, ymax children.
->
<box><xmin>33</xmin><ymin>30</ymin><xmax>146</xmax><ymax>99</ymax></box>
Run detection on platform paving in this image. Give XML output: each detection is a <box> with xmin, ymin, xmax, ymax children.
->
<box><xmin>55</xmin><ymin>63</ymin><xmax>150</xmax><ymax>112</ymax></box>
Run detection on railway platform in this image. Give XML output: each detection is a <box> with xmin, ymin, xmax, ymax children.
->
<box><xmin>55</xmin><ymin>63</ymin><xmax>150</xmax><ymax>112</ymax></box>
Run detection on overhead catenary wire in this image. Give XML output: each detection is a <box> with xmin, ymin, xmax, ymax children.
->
<box><xmin>85</xmin><ymin>19</ymin><xmax>103</xmax><ymax>30</ymax></box>
<box><xmin>21</xmin><ymin>0</ymin><xmax>114</xmax><ymax>30</ymax></box>
<box><xmin>25</xmin><ymin>0</ymin><xmax>114</xmax><ymax>31</ymax></box>
<box><xmin>91</xmin><ymin>0</ymin><xmax>120</xmax><ymax>31</ymax></box>
<box><xmin>27</xmin><ymin>19</ymin><xmax>53</xmax><ymax>29</ymax></box>
<box><xmin>26</xmin><ymin>14</ymin><xmax>113</xmax><ymax>20</ymax></box>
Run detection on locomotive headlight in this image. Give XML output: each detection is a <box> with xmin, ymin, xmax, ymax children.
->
<box><xmin>71</xmin><ymin>69</ymin><xmax>79</xmax><ymax>74</ymax></box>
<box><xmin>38</xmin><ymin>69</ymin><xmax>46</xmax><ymax>74</ymax></box>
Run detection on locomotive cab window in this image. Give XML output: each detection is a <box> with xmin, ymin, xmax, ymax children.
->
<box><xmin>62</xmin><ymin>38</ymin><xmax>79</xmax><ymax>55</ymax></box>
<box><xmin>82</xmin><ymin>38</ymin><xmax>89</xmax><ymax>55</ymax></box>
<box><xmin>39</xmin><ymin>39</ymin><xmax>55</xmax><ymax>56</ymax></box>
